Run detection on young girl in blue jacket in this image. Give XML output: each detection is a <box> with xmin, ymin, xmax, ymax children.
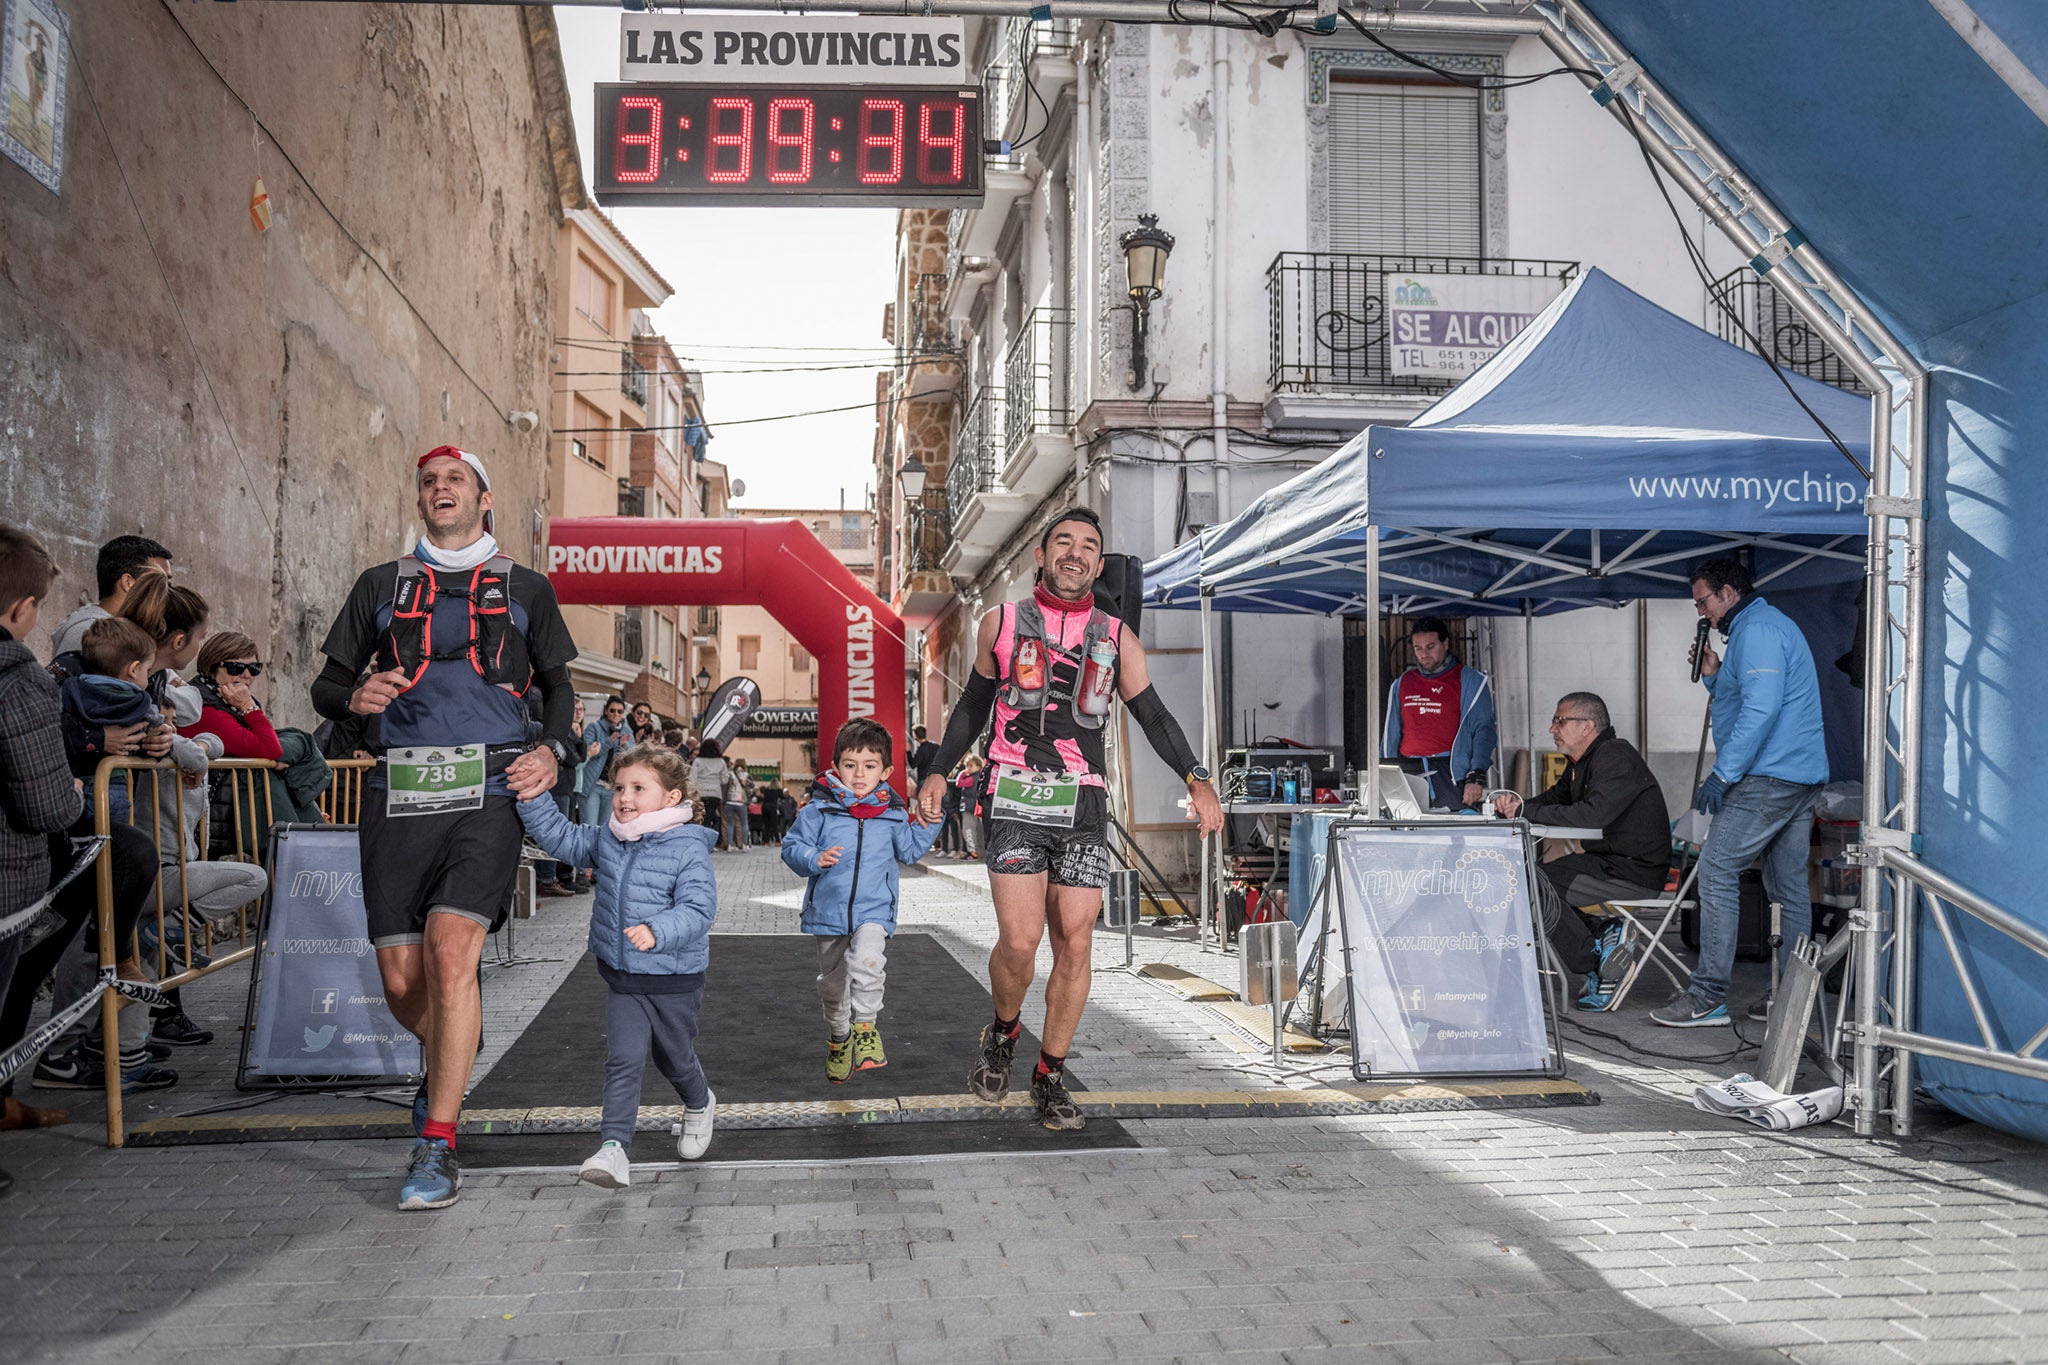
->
<box><xmin>518</xmin><ymin>744</ymin><xmax>719</xmax><ymax>1188</ymax></box>
<box><xmin>782</xmin><ymin>719</ymin><xmax>940</xmax><ymax>1082</ymax></box>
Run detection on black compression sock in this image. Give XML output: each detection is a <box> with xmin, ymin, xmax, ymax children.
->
<box><xmin>994</xmin><ymin>1014</ymin><xmax>1021</xmax><ymax>1038</ymax></box>
<box><xmin>1035</xmin><ymin>1051</ymin><xmax>1065</xmax><ymax>1079</ymax></box>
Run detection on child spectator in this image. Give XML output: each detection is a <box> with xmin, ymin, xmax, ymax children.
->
<box><xmin>781</xmin><ymin>720</ymin><xmax>940</xmax><ymax>1083</ymax></box>
<box><xmin>517</xmin><ymin>744</ymin><xmax>719</xmax><ymax>1187</ymax></box>
<box><xmin>0</xmin><ymin>526</ymin><xmax>85</xmax><ymax>1151</ymax></box>
<box><xmin>59</xmin><ymin>618</ymin><xmax>162</xmax><ymax>783</ymax></box>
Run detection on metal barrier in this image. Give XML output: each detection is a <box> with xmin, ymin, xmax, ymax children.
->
<box><xmin>81</xmin><ymin>755</ymin><xmax>371</xmax><ymax>1146</ymax></box>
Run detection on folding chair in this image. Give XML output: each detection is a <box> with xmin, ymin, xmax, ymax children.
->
<box><xmin>1590</xmin><ymin>854</ymin><xmax>1701</xmax><ymax>1012</ymax></box>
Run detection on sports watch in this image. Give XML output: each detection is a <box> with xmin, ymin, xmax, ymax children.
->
<box><xmin>544</xmin><ymin>737</ymin><xmax>573</xmax><ymax>766</ymax></box>
<box><xmin>1185</xmin><ymin>765</ymin><xmax>1212</xmax><ymax>784</ymax></box>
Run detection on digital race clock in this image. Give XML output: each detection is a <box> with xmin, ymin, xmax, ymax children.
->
<box><xmin>594</xmin><ymin>83</ymin><xmax>986</xmax><ymax>208</ymax></box>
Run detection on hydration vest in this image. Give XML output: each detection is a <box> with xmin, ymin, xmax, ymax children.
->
<box><xmin>997</xmin><ymin>596</ymin><xmax>1119</xmax><ymax>732</ymax></box>
<box><xmin>373</xmin><ymin>554</ymin><xmax>533</xmax><ymax>696</ymax></box>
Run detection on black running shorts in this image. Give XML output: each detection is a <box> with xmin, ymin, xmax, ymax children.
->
<box><xmin>358</xmin><ymin>786</ymin><xmax>522</xmax><ymax>949</ymax></box>
<box><xmin>982</xmin><ymin>786</ymin><xmax>1113</xmax><ymax>890</ymax></box>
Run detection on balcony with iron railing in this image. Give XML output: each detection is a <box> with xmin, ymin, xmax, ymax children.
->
<box><xmin>948</xmin><ymin>385</ymin><xmax>1004</xmax><ymax>513</ymax></box>
<box><xmin>614</xmin><ymin>609</ymin><xmax>644</xmax><ymax>666</ymax></box>
<box><xmin>1267</xmin><ymin>253</ymin><xmax>1579</xmax><ymax>395</ymax></box>
<box><xmin>1000</xmin><ymin>307</ymin><xmax>1074</xmax><ymax>496</ymax></box>
<box><xmin>1707</xmin><ymin>268</ymin><xmax>1869</xmax><ymax>394</ymax></box>
<box><xmin>621</xmin><ymin>349</ymin><xmax>650</xmax><ymax>407</ymax></box>
<box><xmin>906</xmin><ymin>493</ymin><xmax>953</xmax><ymax>574</ymax></box>
<box><xmin>943</xmin><ymin>383</ymin><xmax>1034</xmax><ymax>577</ymax></box>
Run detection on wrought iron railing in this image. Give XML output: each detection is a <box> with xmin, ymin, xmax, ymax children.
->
<box><xmin>1266</xmin><ymin>253</ymin><xmax>1579</xmax><ymax>392</ymax></box>
<box><xmin>949</xmin><ymin>385</ymin><xmax>1005</xmax><ymax>513</ymax></box>
<box><xmin>905</xmin><ymin>493</ymin><xmax>953</xmax><ymax>573</ymax></box>
<box><xmin>614</xmin><ymin>610</ymin><xmax>643</xmax><ymax>665</ymax></box>
<box><xmin>621</xmin><ymin>349</ymin><xmax>650</xmax><ymax>406</ymax></box>
<box><xmin>617</xmin><ymin>479</ymin><xmax>646</xmax><ymax>518</ymax></box>
<box><xmin>1002</xmin><ymin>308</ymin><xmax>1072</xmax><ymax>462</ymax></box>
<box><xmin>1708</xmin><ymin>268</ymin><xmax>1870</xmax><ymax>394</ymax></box>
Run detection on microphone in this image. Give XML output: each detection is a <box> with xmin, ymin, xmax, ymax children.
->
<box><xmin>1690</xmin><ymin>617</ymin><xmax>1712</xmax><ymax>683</ymax></box>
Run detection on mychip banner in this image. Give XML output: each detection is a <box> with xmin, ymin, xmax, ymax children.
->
<box><xmin>238</xmin><ymin>825</ymin><xmax>422</xmax><ymax>1089</ymax></box>
<box><xmin>1331</xmin><ymin>821</ymin><xmax>1558</xmax><ymax>1079</ymax></box>
<box><xmin>1387</xmin><ymin>273</ymin><xmax>1563</xmax><ymax>379</ymax></box>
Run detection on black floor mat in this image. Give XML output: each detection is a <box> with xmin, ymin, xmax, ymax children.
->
<box><xmin>459</xmin><ymin>933</ymin><xmax>1131</xmax><ymax>1164</ymax></box>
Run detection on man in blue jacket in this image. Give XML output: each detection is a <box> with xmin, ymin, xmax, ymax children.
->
<box><xmin>1653</xmin><ymin>558</ymin><xmax>1828</xmax><ymax>1028</ymax></box>
<box><xmin>1382</xmin><ymin>617</ymin><xmax>1497</xmax><ymax>810</ymax></box>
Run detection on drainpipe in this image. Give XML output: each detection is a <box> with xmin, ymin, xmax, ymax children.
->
<box><xmin>1073</xmin><ymin>39</ymin><xmax>1094</xmax><ymax>507</ymax></box>
<box><xmin>1210</xmin><ymin>26</ymin><xmax>1231</xmax><ymax>520</ymax></box>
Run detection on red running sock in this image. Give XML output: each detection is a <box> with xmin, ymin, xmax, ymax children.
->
<box><xmin>1034</xmin><ymin>1051</ymin><xmax>1065</xmax><ymax>1079</ymax></box>
<box><xmin>421</xmin><ymin>1118</ymin><xmax>458</xmax><ymax>1148</ymax></box>
<box><xmin>994</xmin><ymin>1015</ymin><xmax>1021</xmax><ymax>1039</ymax></box>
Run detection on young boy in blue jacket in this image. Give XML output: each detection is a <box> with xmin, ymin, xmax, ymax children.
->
<box><xmin>782</xmin><ymin>719</ymin><xmax>939</xmax><ymax>1082</ymax></box>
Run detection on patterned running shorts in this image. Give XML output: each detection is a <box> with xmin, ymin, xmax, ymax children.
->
<box><xmin>981</xmin><ymin>786</ymin><xmax>1113</xmax><ymax>890</ymax></box>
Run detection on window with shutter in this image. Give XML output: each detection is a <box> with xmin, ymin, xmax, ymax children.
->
<box><xmin>1327</xmin><ymin>80</ymin><xmax>1481</xmax><ymax>257</ymax></box>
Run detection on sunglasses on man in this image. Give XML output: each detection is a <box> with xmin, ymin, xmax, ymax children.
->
<box><xmin>219</xmin><ymin>661</ymin><xmax>265</xmax><ymax>678</ymax></box>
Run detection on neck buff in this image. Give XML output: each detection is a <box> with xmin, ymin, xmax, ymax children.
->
<box><xmin>820</xmin><ymin>771</ymin><xmax>892</xmax><ymax>820</ymax></box>
<box><xmin>609</xmin><ymin>803</ymin><xmax>696</xmax><ymax>842</ymax></box>
<box><xmin>417</xmin><ymin>531</ymin><xmax>499</xmax><ymax>572</ymax></box>
<box><xmin>1033</xmin><ymin>582</ymin><xmax>1093</xmax><ymax>617</ymax></box>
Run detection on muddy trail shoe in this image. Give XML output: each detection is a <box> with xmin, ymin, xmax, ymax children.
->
<box><xmin>398</xmin><ymin>1137</ymin><xmax>462</xmax><ymax>1210</ymax></box>
<box><xmin>850</xmin><ymin>1022</ymin><xmax>887</xmax><ymax>1072</ymax></box>
<box><xmin>825</xmin><ymin>1033</ymin><xmax>853</xmax><ymax>1084</ymax></box>
<box><xmin>969</xmin><ymin>1023</ymin><xmax>1019</xmax><ymax>1102</ymax></box>
<box><xmin>1031</xmin><ymin>1067</ymin><xmax>1086</xmax><ymax>1132</ymax></box>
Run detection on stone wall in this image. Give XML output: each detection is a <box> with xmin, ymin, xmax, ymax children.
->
<box><xmin>0</xmin><ymin>0</ymin><xmax>579</xmax><ymax>727</ymax></box>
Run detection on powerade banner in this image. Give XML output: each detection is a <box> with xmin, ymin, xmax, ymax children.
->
<box><xmin>238</xmin><ymin>826</ymin><xmax>421</xmax><ymax>1088</ymax></box>
<box><xmin>699</xmin><ymin>676</ymin><xmax>763</xmax><ymax>751</ymax></box>
<box><xmin>1388</xmin><ymin>273</ymin><xmax>1564</xmax><ymax>379</ymax></box>
<box><xmin>739</xmin><ymin>705</ymin><xmax>818</xmax><ymax>739</ymax></box>
<box><xmin>1331</xmin><ymin>822</ymin><xmax>1556</xmax><ymax>1079</ymax></box>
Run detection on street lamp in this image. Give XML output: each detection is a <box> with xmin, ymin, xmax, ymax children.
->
<box><xmin>1118</xmin><ymin>214</ymin><xmax>1175</xmax><ymax>392</ymax></box>
<box><xmin>899</xmin><ymin>453</ymin><xmax>927</xmax><ymax>500</ymax></box>
<box><xmin>694</xmin><ymin>666</ymin><xmax>712</xmax><ymax>694</ymax></box>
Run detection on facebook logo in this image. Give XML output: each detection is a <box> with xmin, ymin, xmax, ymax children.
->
<box><xmin>311</xmin><ymin>989</ymin><xmax>339</xmax><ymax>1015</ymax></box>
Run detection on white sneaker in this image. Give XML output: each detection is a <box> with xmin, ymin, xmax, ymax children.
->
<box><xmin>578</xmin><ymin>1140</ymin><xmax>631</xmax><ymax>1189</ymax></box>
<box><xmin>677</xmin><ymin>1090</ymin><xmax>716</xmax><ymax>1160</ymax></box>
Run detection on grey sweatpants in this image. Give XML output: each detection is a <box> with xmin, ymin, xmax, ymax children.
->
<box><xmin>600</xmin><ymin>978</ymin><xmax>710</xmax><ymax>1147</ymax></box>
<box><xmin>815</xmin><ymin>924</ymin><xmax>888</xmax><ymax>1035</ymax></box>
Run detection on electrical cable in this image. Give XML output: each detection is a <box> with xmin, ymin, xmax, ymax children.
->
<box><xmin>1336</xmin><ymin>8</ymin><xmax>1582</xmax><ymax>90</ymax></box>
<box><xmin>1607</xmin><ymin>100</ymin><xmax>1871</xmax><ymax>483</ymax></box>
<box><xmin>554</xmin><ymin>388</ymin><xmax>950</xmax><ymax>433</ymax></box>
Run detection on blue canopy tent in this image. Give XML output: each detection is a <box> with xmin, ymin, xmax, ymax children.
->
<box><xmin>1144</xmin><ymin>266</ymin><xmax>1871</xmax><ymax>812</ymax></box>
<box><xmin>1147</xmin><ymin>268</ymin><xmax>1870</xmax><ymax>617</ymax></box>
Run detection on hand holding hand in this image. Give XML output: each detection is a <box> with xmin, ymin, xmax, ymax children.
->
<box><xmin>917</xmin><ymin>774</ymin><xmax>947</xmax><ymax>824</ymax></box>
<box><xmin>1492</xmin><ymin>791</ymin><xmax>1523</xmax><ymax>818</ymax></box>
<box><xmin>1187</xmin><ymin>781</ymin><xmax>1225</xmax><ymax>838</ymax></box>
<box><xmin>506</xmin><ymin>747</ymin><xmax>559</xmax><ymax>801</ymax></box>
<box><xmin>1693</xmin><ymin>772</ymin><xmax>1730</xmax><ymax>815</ymax></box>
<box><xmin>818</xmin><ymin>845</ymin><xmax>844</xmax><ymax>869</ymax></box>
<box><xmin>625</xmin><ymin>924</ymin><xmax>656</xmax><ymax>952</ymax></box>
<box><xmin>350</xmin><ymin>668</ymin><xmax>409</xmax><ymax>715</ymax></box>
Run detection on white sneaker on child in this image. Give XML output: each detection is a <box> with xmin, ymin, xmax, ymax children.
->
<box><xmin>579</xmin><ymin>1140</ymin><xmax>631</xmax><ymax>1189</ymax></box>
<box><xmin>676</xmin><ymin>1089</ymin><xmax>716</xmax><ymax>1161</ymax></box>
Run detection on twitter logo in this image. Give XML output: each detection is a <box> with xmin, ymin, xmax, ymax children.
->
<box><xmin>302</xmin><ymin>1024</ymin><xmax>337</xmax><ymax>1053</ymax></box>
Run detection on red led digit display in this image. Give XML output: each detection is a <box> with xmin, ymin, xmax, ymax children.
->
<box><xmin>594</xmin><ymin>83</ymin><xmax>985</xmax><ymax>207</ymax></box>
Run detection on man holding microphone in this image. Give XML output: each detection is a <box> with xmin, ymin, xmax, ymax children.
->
<box><xmin>1651</xmin><ymin>558</ymin><xmax>1827</xmax><ymax>1028</ymax></box>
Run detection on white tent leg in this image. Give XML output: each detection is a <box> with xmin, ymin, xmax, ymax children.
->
<box><xmin>1365</xmin><ymin>533</ymin><xmax>1382</xmax><ymax>816</ymax></box>
<box><xmin>1200</xmin><ymin>592</ymin><xmax>1218</xmax><ymax>952</ymax></box>
<box><xmin>1523</xmin><ymin>603</ymin><xmax>1537</xmax><ymax>793</ymax></box>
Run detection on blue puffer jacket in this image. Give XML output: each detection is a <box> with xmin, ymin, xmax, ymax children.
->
<box><xmin>518</xmin><ymin>795</ymin><xmax>719</xmax><ymax>975</ymax></box>
<box><xmin>781</xmin><ymin>780</ymin><xmax>940</xmax><ymax>938</ymax></box>
<box><xmin>1704</xmin><ymin>595</ymin><xmax>1829</xmax><ymax>787</ymax></box>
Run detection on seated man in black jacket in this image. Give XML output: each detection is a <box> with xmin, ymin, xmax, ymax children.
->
<box><xmin>1494</xmin><ymin>692</ymin><xmax>1671</xmax><ymax>1008</ymax></box>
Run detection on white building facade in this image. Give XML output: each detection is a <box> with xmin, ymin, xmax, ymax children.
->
<box><xmin>882</xmin><ymin>7</ymin><xmax>1862</xmax><ymax>871</ymax></box>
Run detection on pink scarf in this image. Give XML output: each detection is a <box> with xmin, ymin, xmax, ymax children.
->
<box><xmin>609</xmin><ymin>803</ymin><xmax>696</xmax><ymax>842</ymax></box>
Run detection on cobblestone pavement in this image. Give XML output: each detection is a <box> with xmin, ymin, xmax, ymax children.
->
<box><xmin>4</xmin><ymin>845</ymin><xmax>2048</xmax><ymax>1364</ymax></box>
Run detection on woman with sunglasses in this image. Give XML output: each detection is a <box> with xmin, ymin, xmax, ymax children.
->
<box><xmin>185</xmin><ymin>632</ymin><xmax>283</xmax><ymax>761</ymax></box>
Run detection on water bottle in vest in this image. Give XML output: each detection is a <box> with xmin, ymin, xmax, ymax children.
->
<box><xmin>1078</xmin><ymin>638</ymin><xmax>1116</xmax><ymax>717</ymax></box>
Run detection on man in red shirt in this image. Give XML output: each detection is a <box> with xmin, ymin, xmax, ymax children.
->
<box><xmin>1382</xmin><ymin>617</ymin><xmax>1497</xmax><ymax>810</ymax></box>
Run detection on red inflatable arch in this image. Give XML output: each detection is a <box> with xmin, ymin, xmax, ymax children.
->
<box><xmin>545</xmin><ymin>518</ymin><xmax>906</xmax><ymax>783</ymax></box>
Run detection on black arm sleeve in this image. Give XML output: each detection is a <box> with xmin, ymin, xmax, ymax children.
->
<box><xmin>311</xmin><ymin>659</ymin><xmax>360</xmax><ymax>725</ymax></box>
<box><xmin>536</xmin><ymin>665</ymin><xmax>575</xmax><ymax>752</ymax></box>
<box><xmin>928</xmin><ymin>669</ymin><xmax>998</xmax><ymax>779</ymax></box>
<box><xmin>1126</xmin><ymin>684</ymin><xmax>1201</xmax><ymax>779</ymax></box>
